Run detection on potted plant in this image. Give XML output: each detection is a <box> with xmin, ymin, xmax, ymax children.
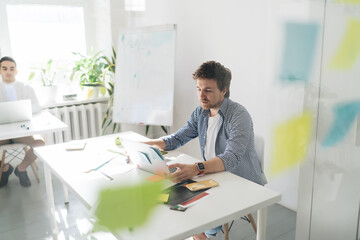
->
<box><xmin>70</xmin><ymin>49</ymin><xmax>108</xmax><ymax>99</ymax></box>
<box><xmin>101</xmin><ymin>47</ymin><xmax>121</xmax><ymax>134</ymax></box>
<box><xmin>28</xmin><ymin>59</ymin><xmax>59</xmax><ymax>105</ymax></box>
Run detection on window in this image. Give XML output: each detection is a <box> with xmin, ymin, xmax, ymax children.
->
<box><xmin>6</xmin><ymin>4</ymin><xmax>86</xmax><ymax>84</ymax></box>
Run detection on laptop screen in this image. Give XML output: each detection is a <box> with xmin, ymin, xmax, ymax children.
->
<box><xmin>121</xmin><ymin>138</ymin><xmax>170</xmax><ymax>176</ymax></box>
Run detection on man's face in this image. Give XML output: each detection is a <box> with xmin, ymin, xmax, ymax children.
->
<box><xmin>0</xmin><ymin>60</ymin><xmax>17</xmax><ymax>84</ymax></box>
<box><xmin>196</xmin><ymin>78</ymin><xmax>226</xmax><ymax>112</ymax></box>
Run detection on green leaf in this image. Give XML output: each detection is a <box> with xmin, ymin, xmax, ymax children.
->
<box><xmin>145</xmin><ymin>125</ymin><xmax>150</xmax><ymax>136</ymax></box>
<box><xmin>93</xmin><ymin>181</ymin><xmax>163</xmax><ymax>232</ymax></box>
<box><xmin>161</xmin><ymin>126</ymin><xmax>168</xmax><ymax>134</ymax></box>
<box><xmin>28</xmin><ymin>72</ymin><xmax>36</xmax><ymax>81</ymax></box>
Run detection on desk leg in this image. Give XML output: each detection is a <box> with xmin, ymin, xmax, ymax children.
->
<box><xmin>256</xmin><ymin>207</ymin><xmax>267</xmax><ymax>240</ymax></box>
<box><xmin>63</xmin><ymin>183</ymin><xmax>69</xmax><ymax>204</ymax></box>
<box><xmin>44</xmin><ymin>164</ymin><xmax>58</xmax><ymax>240</ymax></box>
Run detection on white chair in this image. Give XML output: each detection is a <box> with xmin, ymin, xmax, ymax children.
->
<box><xmin>223</xmin><ymin>135</ymin><xmax>265</xmax><ymax>240</ymax></box>
<box><xmin>0</xmin><ymin>144</ymin><xmax>40</xmax><ymax>184</ymax></box>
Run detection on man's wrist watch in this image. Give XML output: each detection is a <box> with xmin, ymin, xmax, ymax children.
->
<box><xmin>195</xmin><ymin>162</ymin><xmax>205</xmax><ymax>176</ymax></box>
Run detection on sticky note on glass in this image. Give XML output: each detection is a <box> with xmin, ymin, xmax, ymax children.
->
<box><xmin>322</xmin><ymin>100</ymin><xmax>360</xmax><ymax>147</ymax></box>
<box><xmin>330</xmin><ymin>18</ymin><xmax>360</xmax><ymax>69</ymax></box>
<box><xmin>270</xmin><ymin>112</ymin><xmax>313</xmax><ymax>176</ymax></box>
<box><xmin>279</xmin><ymin>22</ymin><xmax>319</xmax><ymax>83</ymax></box>
<box><xmin>335</xmin><ymin>0</ymin><xmax>360</xmax><ymax>3</ymax></box>
<box><xmin>93</xmin><ymin>181</ymin><xmax>163</xmax><ymax>232</ymax></box>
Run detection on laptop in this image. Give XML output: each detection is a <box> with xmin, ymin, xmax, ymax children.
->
<box><xmin>0</xmin><ymin>99</ymin><xmax>32</xmax><ymax>124</ymax></box>
<box><xmin>121</xmin><ymin>138</ymin><xmax>170</xmax><ymax>176</ymax></box>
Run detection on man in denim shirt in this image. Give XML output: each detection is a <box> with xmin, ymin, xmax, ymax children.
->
<box><xmin>146</xmin><ymin>61</ymin><xmax>266</xmax><ymax>239</ymax></box>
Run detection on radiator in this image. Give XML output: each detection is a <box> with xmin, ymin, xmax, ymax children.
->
<box><xmin>47</xmin><ymin>102</ymin><xmax>106</xmax><ymax>144</ymax></box>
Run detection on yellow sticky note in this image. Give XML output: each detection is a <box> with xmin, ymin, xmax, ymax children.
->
<box><xmin>146</xmin><ymin>174</ymin><xmax>166</xmax><ymax>182</ymax></box>
<box><xmin>115</xmin><ymin>136</ymin><xmax>122</xmax><ymax>146</ymax></box>
<box><xmin>157</xmin><ymin>193</ymin><xmax>169</xmax><ymax>203</ymax></box>
<box><xmin>270</xmin><ymin>112</ymin><xmax>313</xmax><ymax>176</ymax></box>
<box><xmin>335</xmin><ymin>0</ymin><xmax>360</xmax><ymax>3</ymax></box>
<box><xmin>330</xmin><ymin>18</ymin><xmax>360</xmax><ymax>69</ymax></box>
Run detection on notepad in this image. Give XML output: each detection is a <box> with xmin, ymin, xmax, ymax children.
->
<box><xmin>185</xmin><ymin>179</ymin><xmax>219</xmax><ymax>191</ymax></box>
<box><xmin>65</xmin><ymin>141</ymin><xmax>87</xmax><ymax>151</ymax></box>
<box><xmin>162</xmin><ymin>179</ymin><xmax>210</xmax><ymax>207</ymax></box>
<box><xmin>178</xmin><ymin>192</ymin><xmax>210</xmax><ymax>208</ymax></box>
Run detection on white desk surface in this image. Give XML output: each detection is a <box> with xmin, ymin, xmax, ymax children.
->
<box><xmin>0</xmin><ymin>111</ymin><xmax>68</xmax><ymax>141</ymax></box>
<box><xmin>34</xmin><ymin>131</ymin><xmax>281</xmax><ymax>240</ymax></box>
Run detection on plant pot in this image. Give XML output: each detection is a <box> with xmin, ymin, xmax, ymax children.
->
<box><xmin>37</xmin><ymin>85</ymin><xmax>58</xmax><ymax>105</ymax></box>
<box><xmin>84</xmin><ymin>86</ymin><xmax>106</xmax><ymax>99</ymax></box>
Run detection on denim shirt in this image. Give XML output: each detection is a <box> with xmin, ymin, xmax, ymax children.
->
<box><xmin>161</xmin><ymin>98</ymin><xmax>267</xmax><ymax>185</ymax></box>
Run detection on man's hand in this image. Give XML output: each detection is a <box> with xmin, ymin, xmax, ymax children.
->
<box><xmin>143</xmin><ymin>139</ymin><xmax>166</xmax><ymax>150</ymax></box>
<box><xmin>167</xmin><ymin>163</ymin><xmax>199</xmax><ymax>182</ymax></box>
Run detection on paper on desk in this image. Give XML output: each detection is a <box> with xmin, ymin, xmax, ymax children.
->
<box><xmin>100</xmin><ymin>157</ymin><xmax>135</xmax><ymax>176</ymax></box>
<box><xmin>79</xmin><ymin>151</ymin><xmax>118</xmax><ymax>172</ymax></box>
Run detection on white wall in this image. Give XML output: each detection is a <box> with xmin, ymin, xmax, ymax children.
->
<box><xmin>109</xmin><ymin>0</ymin><xmax>309</xmax><ymax>210</ymax></box>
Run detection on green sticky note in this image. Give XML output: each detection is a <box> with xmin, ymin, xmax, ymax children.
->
<box><xmin>335</xmin><ymin>0</ymin><xmax>360</xmax><ymax>3</ymax></box>
<box><xmin>93</xmin><ymin>181</ymin><xmax>163</xmax><ymax>232</ymax></box>
<box><xmin>160</xmin><ymin>150</ymin><xmax>168</xmax><ymax>155</ymax></box>
<box><xmin>270</xmin><ymin>112</ymin><xmax>313</xmax><ymax>176</ymax></box>
<box><xmin>115</xmin><ymin>137</ymin><xmax>122</xmax><ymax>146</ymax></box>
<box><xmin>330</xmin><ymin>18</ymin><xmax>360</xmax><ymax>69</ymax></box>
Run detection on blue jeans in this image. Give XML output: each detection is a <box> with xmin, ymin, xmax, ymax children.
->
<box><xmin>204</xmin><ymin>225</ymin><xmax>222</xmax><ymax>238</ymax></box>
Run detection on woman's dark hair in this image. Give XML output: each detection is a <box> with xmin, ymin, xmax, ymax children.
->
<box><xmin>192</xmin><ymin>61</ymin><xmax>231</xmax><ymax>98</ymax></box>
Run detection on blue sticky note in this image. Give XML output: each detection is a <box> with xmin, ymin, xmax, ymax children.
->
<box><xmin>322</xmin><ymin>101</ymin><xmax>360</xmax><ymax>147</ymax></box>
<box><xmin>279</xmin><ymin>22</ymin><xmax>319</xmax><ymax>83</ymax></box>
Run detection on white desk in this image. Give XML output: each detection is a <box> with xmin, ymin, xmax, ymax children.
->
<box><xmin>0</xmin><ymin>111</ymin><xmax>68</xmax><ymax>141</ymax></box>
<box><xmin>34</xmin><ymin>132</ymin><xmax>281</xmax><ymax>240</ymax></box>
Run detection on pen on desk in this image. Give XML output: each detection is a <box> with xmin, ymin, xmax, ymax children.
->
<box><xmin>170</xmin><ymin>205</ymin><xmax>187</xmax><ymax>211</ymax></box>
<box><xmin>20</xmin><ymin>124</ymin><xmax>29</xmax><ymax>130</ymax></box>
<box><xmin>84</xmin><ymin>156</ymin><xmax>115</xmax><ymax>173</ymax></box>
<box><xmin>99</xmin><ymin>171</ymin><xmax>114</xmax><ymax>181</ymax></box>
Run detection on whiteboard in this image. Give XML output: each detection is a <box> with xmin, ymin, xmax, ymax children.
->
<box><xmin>113</xmin><ymin>25</ymin><xmax>176</xmax><ymax>126</ymax></box>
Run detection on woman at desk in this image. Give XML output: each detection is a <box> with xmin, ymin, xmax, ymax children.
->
<box><xmin>0</xmin><ymin>56</ymin><xmax>45</xmax><ymax>188</ymax></box>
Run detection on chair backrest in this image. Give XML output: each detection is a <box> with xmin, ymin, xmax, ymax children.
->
<box><xmin>254</xmin><ymin>135</ymin><xmax>264</xmax><ymax>171</ymax></box>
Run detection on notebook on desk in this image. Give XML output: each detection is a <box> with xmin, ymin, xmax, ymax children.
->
<box><xmin>121</xmin><ymin>138</ymin><xmax>210</xmax><ymax>207</ymax></box>
<box><xmin>0</xmin><ymin>99</ymin><xmax>32</xmax><ymax>125</ymax></box>
<box><xmin>121</xmin><ymin>138</ymin><xmax>171</xmax><ymax>176</ymax></box>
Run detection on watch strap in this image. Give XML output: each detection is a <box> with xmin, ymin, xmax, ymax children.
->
<box><xmin>195</xmin><ymin>162</ymin><xmax>205</xmax><ymax>176</ymax></box>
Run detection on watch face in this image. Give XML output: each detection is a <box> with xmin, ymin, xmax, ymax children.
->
<box><xmin>197</xmin><ymin>162</ymin><xmax>205</xmax><ymax>170</ymax></box>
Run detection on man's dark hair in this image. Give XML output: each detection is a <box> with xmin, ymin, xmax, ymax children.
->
<box><xmin>0</xmin><ymin>56</ymin><xmax>17</xmax><ymax>67</ymax></box>
<box><xmin>192</xmin><ymin>61</ymin><xmax>231</xmax><ymax>98</ymax></box>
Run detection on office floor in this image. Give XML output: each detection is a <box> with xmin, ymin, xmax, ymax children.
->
<box><xmin>0</xmin><ymin>160</ymin><xmax>296</xmax><ymax>240</ymax></box>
